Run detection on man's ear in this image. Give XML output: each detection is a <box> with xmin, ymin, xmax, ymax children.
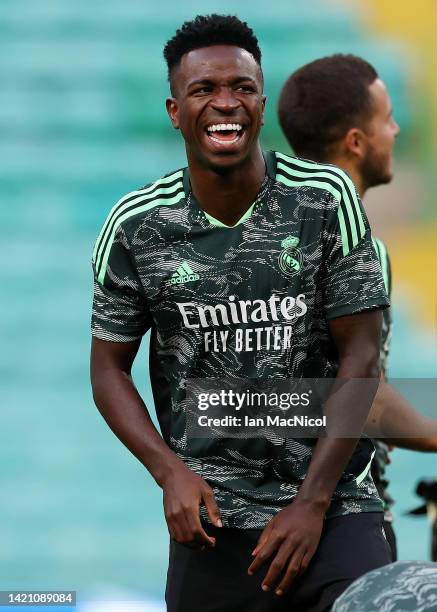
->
<box><xmin>344</xmin><ymin>127</ymin><xmax>367</xmax><ymax>159</ymax></box>
<box><xmin>166</xmin><ymin>97</ymin><xmax>180</xmax><ymax>129</ymax></box>
<box><xmin>260</xmin><ymin>95</ymin><xmax>266</xmax><ymax>126</ymax></box>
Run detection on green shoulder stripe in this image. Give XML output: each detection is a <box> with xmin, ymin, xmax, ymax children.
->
<box><xmin>276</xmin><ymin>168</ymin><xmax>342</xmax><ymax>202</ymax></box>
<box><xmin>372</xmin><ymin>237</ymin><xmax>390</xmax><ymax>294</ymax></box>
<box><xmin>276</xmin><ymin>168</ymin><xmax>352</xmax><ymax>255</ymax></box>
<box><xmin>95</xmin><ymin>178</ymin><xmax>184</xmax><ymax>284</ymax></box>
<box><xmin>277</xmin><ymin>152</ymin><xmax>365</xmax><ymax>240</ymax></box>
<box><xmin>92</xmin><ymin>170</ymin><xmax>183</xmax><ymax>266</ymax></box>
<box><xmin>276</xmin><ymin>153</ymin><xmax>365</xmax><ymax>256</ymax></box>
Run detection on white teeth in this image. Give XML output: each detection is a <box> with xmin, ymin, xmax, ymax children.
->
<box><xmin>207</xmin><ymin>123</ymin><xmax>242</xmax><ymax>132</ymax></box>
<box><xmin>209</xmin><ymin>134</ymin><xmax>240</xmax><ymax>144</ymax></box>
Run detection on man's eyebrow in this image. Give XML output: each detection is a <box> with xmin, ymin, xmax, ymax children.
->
<box><xmin>187</xmin><ymin>79</ymin><xmax>214</xmax><ymax>87</ymax></box>
<box><xmin>187</xmin><ymin>76</ymin><xmax>258</xmax><ymax>88</ymax></box>
<box><xmin>231</xmin><ymin>76</ymin><xmax>257</xmax><ymax>83</ymax></box>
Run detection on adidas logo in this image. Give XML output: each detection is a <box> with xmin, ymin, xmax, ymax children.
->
<box><xmin>170</xmin><ymin>262</ymin><xmax>200</xmax><ymax>285</ymax></box>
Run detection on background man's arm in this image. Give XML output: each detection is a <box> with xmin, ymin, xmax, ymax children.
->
<box><xmin>295</xmin><ymin>309</ymin><xmax>382</xmax><ymax>505</ymax></box>
<box><xmin>363</xmin><ymin>239</ymin><xmax>437</xmax><ymax>451</ymax></box>
<box><xmin>249</xmin><ymin>309</ymin><xmax>382</xmax><ymax>596</ymax></box>
<box><xmin>90</xmin><ymin>336</ymin><xmax>221</xmax><ymax>548</ymax></box>
<box><xmin>366</xmin><ymin>378</ymin><xmax>437</xmax><ymax>451</ymax></box>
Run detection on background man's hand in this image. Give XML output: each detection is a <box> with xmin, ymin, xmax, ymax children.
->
<box><xmin>248</xmin><ymin>499</ymin><xmax>324</xmax><ymax>595</ymax></box>
<box><xmin>162</xmin><ymin>463</ymin><xmax>222</xmax><ymax>549</ymax></box>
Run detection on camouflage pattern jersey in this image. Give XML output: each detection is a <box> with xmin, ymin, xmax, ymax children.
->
<box><xmin>332</xmin><ymin>561</ymin><xmax>437</xmax><ymax>612</ymax></box>
<box><xmin>371</xmin><ymin>237</ymin><xmax>394</xmax><ymax>522</ymax></box>
<box><xmin>91</xmin><ymin>150</ymin><xmax>390</xmax><ymax>529</ymax></box>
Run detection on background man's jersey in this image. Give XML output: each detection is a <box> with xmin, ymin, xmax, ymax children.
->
<box><xmin>332</xmin><ymin>561</ymin><xmax>437</xmax><ymax>612</ymax></box>
<box><xmin>91</xmin><ymin>151</ymin><xmax>389</xmax><ymax>528</ymax></box>
<box><xmin>372</xmin><ymin>237</ymin><xmax>392</xmax><ymax>376</ymax></box>
<box><xmin>370</xmin><ymin>237</ymin><xmax>395</xmax><ymax>521</ymax></box>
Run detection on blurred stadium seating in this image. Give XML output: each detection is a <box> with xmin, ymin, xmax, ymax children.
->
<box><xmin>1</xmin><ymin>0</ymin><xmax>435</xmax><ymax>605</ymax></box>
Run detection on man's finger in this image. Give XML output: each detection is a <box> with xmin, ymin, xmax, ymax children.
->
<box><xmin>247</xmin><ymin>535</ymin><xmax>280</xmax><ymax>576</ymax></box>
<box><xmin>251</xmin><ymin>523</ymin><xmax>272</xmax><ymax>556</ymax></box>
<box><xmin>274</xmin><ymin>548</ymin><xmax>305</xmax><ymax>596</ymax></box>
<box><xmin>202</xmin><ymin>485</ymin><xmax>222</xmax><ymax>527</ymax></box>
<box><xmin>259</xmin><ymin>547</ymin><xmax>290</xmax><ymax>592</ymax></box>
<box><xmin>167</xmin><ymin>507</ymin><xmax>196</xmax><ymax>546</ymax></box>
<box><xmin>183</xmin><ymin>507</ymin><xmax>216</xmax><ymax>548</ymax></box>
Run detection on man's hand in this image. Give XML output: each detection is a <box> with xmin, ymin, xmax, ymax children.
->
<box><xmin>91</xmin><ymin>338</ymin><xmax>222</xmax><ymax>550</ymax></box>
<box><xmin>162</xmin><ymin>463</ymin><xmax>222</xmax><ymax>550</ymax></box>
<box><xmin>248</xmin><ymin>500</ymin><xmax>324</xmax><ymax>596</ymax></box>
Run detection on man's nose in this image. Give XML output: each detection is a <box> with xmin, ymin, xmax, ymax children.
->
<box><xmin>210</xmin><ymin>87</ymin><xmax>240</xmax><ymax>112</ymax></box>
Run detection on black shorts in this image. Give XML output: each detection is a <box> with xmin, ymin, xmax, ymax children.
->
<box><xmin>383</xmin><ymin>519</ymin><xmax>397</xmax><ymax>562</ymax></box>
<box><xmin>165</xmin><ymin>512</ymin><xmax>391</xmax><ymax>612</ymax></box>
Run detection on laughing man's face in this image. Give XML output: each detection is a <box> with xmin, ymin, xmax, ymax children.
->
<box><xmin>166</xmin><ymin>45</ymin><xmax>265</xmax><ymax>172</ymax></box>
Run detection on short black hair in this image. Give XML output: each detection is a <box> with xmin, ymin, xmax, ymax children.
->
<box><xmin>163</xmin><ymin>14</ymin><xmax>262</xmax><ymax>85</ymax></box>
<box><xmin>278</xmin><ymin>54</ymin><xmax>378</xmax><ymax>160</ymax></box>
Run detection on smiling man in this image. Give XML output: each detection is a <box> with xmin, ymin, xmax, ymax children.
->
<box><xmin>90</xmin><ymin>15</ymin><xmax>391</xmax><ymax>611</ymax></box>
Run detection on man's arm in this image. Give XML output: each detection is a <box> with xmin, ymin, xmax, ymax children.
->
<box><xmin>365</xmin><ymin>378</ymin><xmax>437</xmax><ymax>451</ymax></box>
<box><xmin>90</xmin><ymin>336</ymin><xmax>222</xmax><ymax>548</ymax></box>
<box><xmin>248</xmin><ymin>309</ymin><xmax>382</xmax><ymax>596</ymax></box>
<box><xmin>365</xmin><ymin>238</ymin><xmax>437</xmax><ymax>451</ymax></box>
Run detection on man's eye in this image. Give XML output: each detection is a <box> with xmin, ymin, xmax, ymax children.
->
<box><xmin>194</xmin><ymin>87</ymin><xmax>212</xmax><ymax>94</ymax></box>
<box><xmin>236</xmin><ymin>85</ymin><xmax>255</xmax><ymax>92</ymax></box>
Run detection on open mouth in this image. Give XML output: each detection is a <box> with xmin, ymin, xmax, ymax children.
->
<box><xmin>205</xmin><ymin>123</ymin><xmax>244</xmax><ymax>145</ymax></box>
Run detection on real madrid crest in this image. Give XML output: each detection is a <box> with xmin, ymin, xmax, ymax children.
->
<box><xmin>278</xmin><ymin>235</ymin><xmax>303</xmax><ymax>277</ymax></box>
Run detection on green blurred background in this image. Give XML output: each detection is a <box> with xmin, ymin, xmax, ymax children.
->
<box><xmin>1</xmin><ymin>0</ymin><xmax>436</xmax><ymax>607</ymax></box>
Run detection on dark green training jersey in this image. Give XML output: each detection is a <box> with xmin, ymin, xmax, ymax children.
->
<box><xmin>370</xmin><ymin>237</ymin><xmax>394</xmax><ymax>521</ymax></box>
<box><xmin>372</xmin><ymin>237</ymin><xmax>392</xmax><ymax>376</ymax></box>
<box><xmin>91</xmin><ymin>150</ymin><xmax>390</xmax><ymax>529</ymax></box>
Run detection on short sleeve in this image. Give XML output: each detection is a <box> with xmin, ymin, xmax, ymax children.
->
<box><xmin>322</xmin><ymin>185</ymin><xmax>390</xmax><ymax>320</ymax></box>
<box><xmin>372</xmin><ymin>237</ymin><xmax>393</xmax><ymax>373</ymax></box>
<box><xmin>372</xmin><ymin>237</ymin><xmax>392</xmax><ymax>298</ymax></box>
<box><xmin>91</xmin><ymin>222</ymin><xmax>152</xmax><ymax>342</ymax></box>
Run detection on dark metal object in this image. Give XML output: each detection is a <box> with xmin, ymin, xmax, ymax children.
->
<box><xmin>406</xmin><ymin>479</ymin><xmax>437</xmax><ymax>561</ymax></box>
